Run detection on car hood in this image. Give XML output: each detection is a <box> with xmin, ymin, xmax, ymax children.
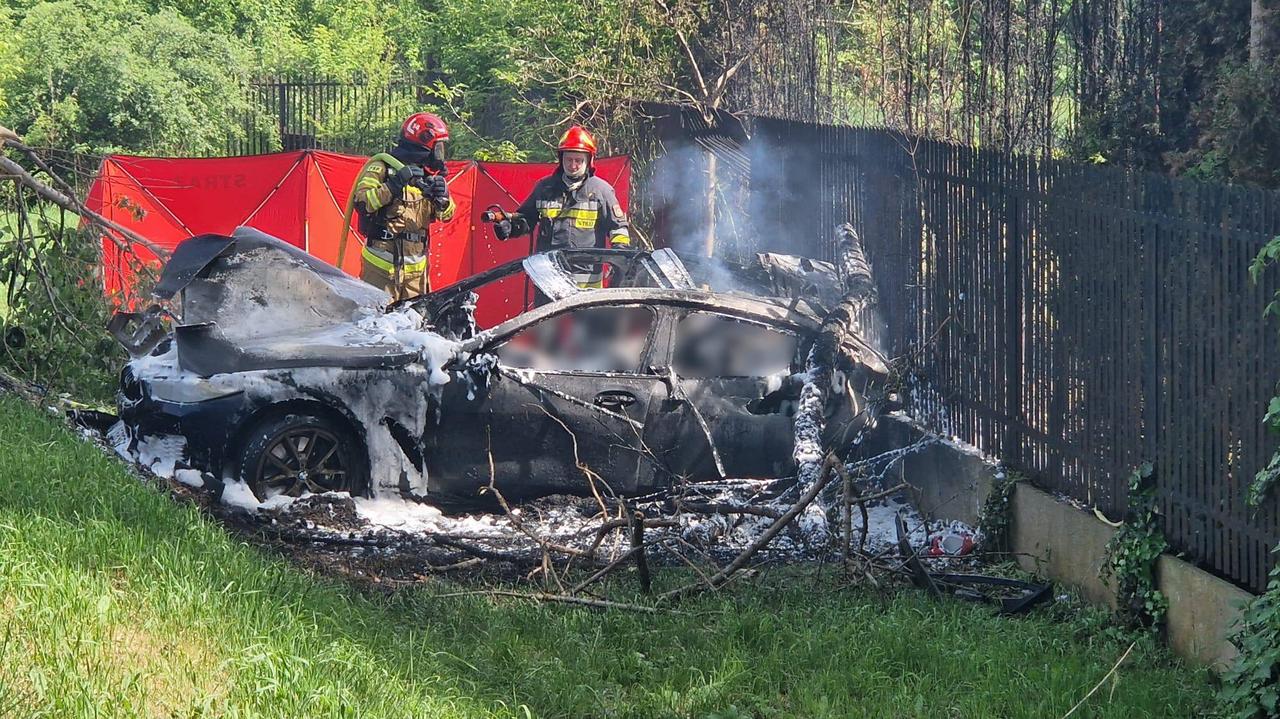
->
<box><xmin>124</xmin><ymin>227</ymin><xmax>458</xmax><ymax>377</ymax></box>
<box><xmin>161</xmin><ymin>226</ymin><xmax>388</xmax><ymax>340</ymax></box>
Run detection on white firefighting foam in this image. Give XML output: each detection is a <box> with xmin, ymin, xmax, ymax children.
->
<box><xmin>122</xmin><ymin>306</ymin><xmax>461</xmax><ymax>498</ymax></box>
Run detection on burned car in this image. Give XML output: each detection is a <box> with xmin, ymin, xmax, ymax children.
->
<box><xmin>111</xmin><ymin>226</ymin><xmax>888</xmax><ymax>504</ymax></box>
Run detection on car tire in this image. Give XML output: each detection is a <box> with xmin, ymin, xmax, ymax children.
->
<box><xmin>237</xmin><ymin>412</ymin><xmax>368</xmax><ymax>502</ymax></box>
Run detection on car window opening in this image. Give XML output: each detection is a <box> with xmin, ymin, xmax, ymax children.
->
<box><xmin>496</xmin><ymin>305</ymin><xmax>655</xmax><ymax>374</ymax></box>
<box><xmin>674</xmin><ymin>312</ymin><xmax>797</xmax><ymax>379</ymax></box>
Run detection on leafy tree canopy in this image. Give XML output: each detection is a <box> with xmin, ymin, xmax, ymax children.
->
<box><xmin>5</xmin><ymin>0</ymin><xmax>254</xmax><ymax>154</ymax></box>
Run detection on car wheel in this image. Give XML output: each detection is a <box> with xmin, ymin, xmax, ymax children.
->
<box><xmin>238</xmin><ymin>413</ymin><xmax>367</xmax><ymax>501</ymax></box>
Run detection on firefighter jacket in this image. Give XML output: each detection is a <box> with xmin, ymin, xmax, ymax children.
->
<box><xmin>350</xmin><ymin>158</ymin><xmax>455</xmax><ymax>289</ymax></box>
<box><xmin>511</xmin><ymin>170</ymin><xmax>630</xmax><ymax>251</ymax></box>
<box><xmin>353</xmin><ymin>159</ymin><xmax>456</xmax><ymax>238</ymax></box>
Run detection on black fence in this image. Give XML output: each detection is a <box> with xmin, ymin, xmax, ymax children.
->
<box><xmin>229</xmin><ymin>74</ymin><xmax>439</xmax><ymax>156</ymax></box>
<box><xmin>650</xmin><ymin>106</ymin><xmax>1280</xmax><ymax>592</ymax></box>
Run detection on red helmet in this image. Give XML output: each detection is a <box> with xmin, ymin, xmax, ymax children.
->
<box><xmin>558</xmin><ymin>126</ymin><xmax>597</xmax><ymax>157</ymax></box>
<box><xmin>400</xmin><ymin>112</ymin><xmax>450</xmax><ymax>149</ymax></box>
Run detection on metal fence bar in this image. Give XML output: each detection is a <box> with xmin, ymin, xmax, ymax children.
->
<box><xmin>646</xmin><ymin>105</ymin><xmax>1280</xmax><ymax>592</ymax></box>
<box><xmin>225</xmin><ymin>74</ymin><xmax>433</xmax><ymax>157</ymax></box>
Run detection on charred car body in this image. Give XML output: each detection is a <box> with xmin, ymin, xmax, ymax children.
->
<box><xmin>112</xmin><ymin>226</ymin><xmax>889</xmax><ymax>504</ymax></box>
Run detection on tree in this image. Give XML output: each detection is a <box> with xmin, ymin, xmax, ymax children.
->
<box><xmin>5</xmin><ymin>0</ymin><xmax>254</xmax><ymax>154</ymax></box>
<box><xmin>0</xmin><ymin>8</ymin><xmax>15</xmax><ymax>120</ymax></box>
<box><xmin>1251</xmin><ymin>0</ymin><xmax>1279</xmax><ymax>68</ymax></box>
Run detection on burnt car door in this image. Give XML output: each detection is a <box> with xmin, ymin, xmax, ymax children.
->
<box><xmin>424</xmin><ymin>303</ymin><xmax>666</xmax><ymax>501</ymax></box>
<box><xmin>646</xmin><ymin>310</ymin><xmax>803</xmax><ymax>480</ymax></box>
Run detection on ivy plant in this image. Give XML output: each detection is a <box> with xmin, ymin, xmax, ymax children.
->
<box><xmin>1101</xmin><ymin>462</ymin><xmax>1168</xmax><ymax>629</ymax></box>
<box><xmin>1248</xmin><ymin>235</ymin><xmax>1280</xmax><ymax>507</ymax></box>
<box><xmin>1220</xmin><ymin>234</ymin><xmax>1280</xmax><ymax>717</ymax></box>
<box><xmin>1222</xmin><ymin>551</ymin><xmax>1280</xmax><ymax>719</ymax></box>
<box><xmin>976</xmin><ymin>470</ymin><xmax>1020</xmax><ymax>556</ymax></box>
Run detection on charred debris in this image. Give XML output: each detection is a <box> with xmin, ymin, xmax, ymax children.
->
<box><xmin>75</xmin><ymin>219</ymin><xmax>1055</xmax><ymax>614</ymax></box>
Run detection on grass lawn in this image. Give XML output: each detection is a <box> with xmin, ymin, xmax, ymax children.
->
<box><xmin>0</xmin><ymin>396</ymin><xmax>1218</xmax><ymax>718</ymax></box>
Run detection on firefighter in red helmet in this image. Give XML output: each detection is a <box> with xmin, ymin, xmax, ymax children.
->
<box><xmin>347</xmin><ymin>112</ymin><xmax>456</xmax><ymax>300</ymax></box>
<box><xmin>492</xmin><ymin>126</ymin><xmax>630</xmax><ymax>285</ymax></box>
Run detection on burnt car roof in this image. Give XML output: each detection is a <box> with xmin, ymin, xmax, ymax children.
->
<box><xmin>113</xmin><ymin>228</ymin><xmax>888</xmax><ymax>377</ymax></box>
<box><xmin>462</xmin><ymin>287</ymin><xmax>890</xmax><ymax>375</ymax></box>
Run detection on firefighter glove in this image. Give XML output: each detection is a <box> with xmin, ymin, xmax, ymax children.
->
<box><xmin>387</xmin><ymin>165</ymin><xmax>425</xmax><ymax>195</ymax></box>
<box><xmin>422</xmin><ymin>173</ymin><xmax>450</xmax><ymax>208</ymax></box>
<box><xmin>494</xmin><ymin>215</ymin><xmax>529</xmax><ymax>241</ymax></box>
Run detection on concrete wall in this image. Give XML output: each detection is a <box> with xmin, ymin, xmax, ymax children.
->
<box><xmin>1159</xmin><ymin>555</ymin><xmax>1254</xmax><ymax>670</ymax></box>
<box><xmin>879</xmin><ymin>418</ymin><xmax>1257</xmax><ymax>671</ymax></box>
<box><xmin>1009</xmin><ymin>483</ymin><xmax>1252</xmax><ymax>671</ymax></box>
<box><xmin>869</xmin><ymin>416</ymin><xmax>995</xmax><ymax>526</ymax></box>
<box><xmin>1011</xmin><ymin>485</ymin><xmax>1118</xmax><ymax>609</ymax></box>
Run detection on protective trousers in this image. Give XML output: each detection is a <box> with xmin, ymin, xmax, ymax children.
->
<box><xmin>360</xmin><ymin>231</ymin><xmax>428</xmax><ymax>302</ymax></box>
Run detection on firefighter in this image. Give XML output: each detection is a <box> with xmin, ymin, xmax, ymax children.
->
<box><xmin>349</xmin><ymin>112</ymin><xmax>456</xmax><ymax>301</ymax></box>
<box><xmin>493</xmin><ymin>126</ymin><xmax>630</xmax><ymax>286</ymax></box>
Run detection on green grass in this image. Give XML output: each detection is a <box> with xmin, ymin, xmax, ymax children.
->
<box><xmin>0</xmin><ymin>395</ymin><xmax>1217</xmax><ymax>718</ymax></box>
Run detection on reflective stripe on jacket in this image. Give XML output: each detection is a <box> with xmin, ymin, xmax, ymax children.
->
<box><xmin>511</xmin><ymin>172</ymin><xmax>630</xmax><ymax>250</ymax></box>
<box><xmin>361</xmin><ymin>245</ymin><xmax>427</xmax><ymax>274</ymax></box>
<box><xmin>352</xmin><ymin>159</ymin><xmax>456</xmax><ymax>237</ymax></box>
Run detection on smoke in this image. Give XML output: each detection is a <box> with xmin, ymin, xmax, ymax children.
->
<box><xmin>645</xmin><ymin>136</ymin><xmax>889</xmax><ymax>358</ymax></box>
<box><xmin>645</xmin><ymin>133</ymin><xmax>821</xmax><ymax>266</ymax></box>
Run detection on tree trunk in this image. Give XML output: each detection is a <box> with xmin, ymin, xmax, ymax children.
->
<box><xmin>704</xmin><ymin>151</ymin><xmax>718</xmax><ymax>258</ymax></box>
<box><xmin>1252</xmin><ymin>0</ymin><xmax>1280</xmax><ymax>69</ymax></box>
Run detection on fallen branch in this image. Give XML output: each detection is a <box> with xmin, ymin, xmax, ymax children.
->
<box><xmin>0</xmin><ymin>368</ymin><xmax>46</xmax><ymax>404</ymax></box>
<box><xmin>660</xmin><ymin>537</ymin><xmax>721</xmax><ymax>591</ymax></box>
<box><xmin>432</xmin><ymin>535</ymin><xmax>540</xmax><ymax>563</ymax></box>
<box><xmin>0</xmin><ymin>152</ymin><xmax>168</xmax><ymax>259</ymax></box>
<box><xmin>677</xmin><ymin>500</ymin><xmax>784</xmax><ymax>519</ymax></box>
<box><xmin>570</xmin><ymin>546</ymin><xmax>639</xmax><ymax>595</ymax></box>
<box><xmin>485</xmin><ymin>433</ymin><xmax>588</xmax><ymax>559</ymax></box>
<box><xmin>370</xmin><ymin>557</ymin><xmax>485</xmax><ymax>584</ymax></box>
<box><xmin>586</xmin><ymin>516</ymin><xmax>680</xmax><ymax>558</ymax></box>
<box><xmin>459</xmin><ymin>590</ymin><xmax>682</xmax><ymax>615</ymax></box>
<box><xmin>851</xmin><ymin>482</ymin><xmax>910</xmax><ymax>505</ymax></box>
<box><xmin>423</xmin><ymin>557</ymin><xmax>484</xmax><ymax>573</ymax></box>
<box><xmin>630</xmin><ymin>510</ymin><xmax>651</xmax><ymax>593</ymax></box>
<box><xmin>661</xmin><ymin>452</ymin><xmax>841</xmax><ymax>602</ymax></box>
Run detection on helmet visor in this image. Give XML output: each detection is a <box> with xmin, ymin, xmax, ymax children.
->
<box><xmin>432</xmin><ymin>141</ymin><xmax>447</xmax><ymax>164</ymax></box>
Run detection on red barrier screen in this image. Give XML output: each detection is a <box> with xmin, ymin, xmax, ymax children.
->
<box><xmin>88</xmin><ymin>150</ymin><xmax>630</xmax><ymax>327</ymax></box>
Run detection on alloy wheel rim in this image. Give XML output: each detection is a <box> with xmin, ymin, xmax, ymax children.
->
<box><xmin>256</xmin><ymin>427</ymin><xmax>347</xmax><ymax>497</ymax></box>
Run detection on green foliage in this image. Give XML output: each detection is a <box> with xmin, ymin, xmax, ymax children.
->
<box><xmin>976</xmin><ymin>470</ymin><xmax>1020</xmax><ymax>555</ymax></box>
<box><xmin>0</xmin><ymin>394</ymin><xmax>1218</xmax><ymax>715</ymax></box>
<box><xmin>1222</xmin><ymin>545</ymin><xmax>1280</xmax><ymax>719</ymax></box>
<box><xmin>0</xmin><ymin>218</ymin><xmax>123</xmax><ymax>403</ymax></box>
<box><xmin>1209</xmin><ymin>64</ymin><xmax>1280</xmax><ymax>187</ymax></box>
<box><xmin>0</xmin><ymin>7</ymin><xmax>16</xmax><ymax>119</ymax></box>
<box><xmin>6</xmin><ymin>0</ymin><xmax>255</xmax><ymax>155</ymax></box>
<box><xmin>1081</xmin><ymin>0</ymin><xmax>1280</xmax><ymax>187</ymax></box>
<box><xmin>305</xmin><ymin>0</ymin><xmax>398</xmax><ymax>80</ymax></box>
<box><xmin>0</xmin><ymin>0</ymin><xmax>696</xmax><ymax>159</ymax></box>
<box><xmin>1223</xmin><ymin>234</ymin><xmax>1280</xmax><ymax>717</ymax></box>
<box><xmin>1248</xmin><ymin>235</ymin><xmax>1280</xmax><ymax>507</ymax></box>
<box><xmin>1101</xmin><ymin>462</ymin><xmax>1169</xmax><ymax>630</ymax></box>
